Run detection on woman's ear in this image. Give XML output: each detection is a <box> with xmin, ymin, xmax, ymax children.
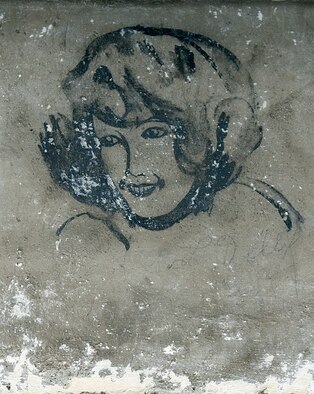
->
<box><xmin>213</xmin><ymin>97</ymin><xmax>262</xmax><ymax>167</ymax></box>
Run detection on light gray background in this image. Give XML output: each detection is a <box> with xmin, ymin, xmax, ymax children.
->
<box><xmin>0</xmin><ymin>1</ymin><xmax>313</xmax><ymax>392</ymax></box>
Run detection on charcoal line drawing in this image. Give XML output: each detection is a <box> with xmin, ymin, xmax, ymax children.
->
<box><xmin>39</xmin><ymin>26</ymin><xmax>303</xmax><ymax>249</ymax></box>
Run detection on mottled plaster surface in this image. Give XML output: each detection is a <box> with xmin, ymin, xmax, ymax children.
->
<box><xmin>0</xmin><ymin>1</ymin><xmax>313</xmax><ymax>393</ymax></box>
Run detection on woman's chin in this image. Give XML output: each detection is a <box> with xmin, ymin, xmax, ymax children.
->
<box><xmin>127</xmin><ymin>198</ymin><xmax>175</xmax><ymax>218</ymax></box>
<box><xmin>120</xmin><ymin>181</ymin><xmax>194</xmax><ymax>218</ymax></box>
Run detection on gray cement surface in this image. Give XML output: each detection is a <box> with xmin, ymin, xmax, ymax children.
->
<box><xmin>0</xmin><ymin>1</ymin><xmax>313</xmax><ymax>393</ymax></box>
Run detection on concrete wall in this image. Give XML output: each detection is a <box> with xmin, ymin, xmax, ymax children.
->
<box><xmin>0</xmin><ymin>1</ymin><xmax>313</xmax><ymax>393</ymax></box>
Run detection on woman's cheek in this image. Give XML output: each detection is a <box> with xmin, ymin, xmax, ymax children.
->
<box><xmin>145</xmin><ymin>137</ymin><xmax>175</xmax><ymax>171</ymax></box>
<box><xmin>101</xmin><ymin>145</ymin><xmax>126</xmax><ymax>183</ymax></box>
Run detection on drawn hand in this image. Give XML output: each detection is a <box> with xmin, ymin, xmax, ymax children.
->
<box><xmin>39</xmin><ymin>113</ymin><xmax>108</xmax><ymax>207</ymax></box>
<box><xmin>39</xmin><ymin>114</ymin><xmax>76</xmax><ymax>182</ymax></box>
<box><xmin>210</xmin><ymin>111</ymin><xmax>237</xmax><ymax>190</ymax></box>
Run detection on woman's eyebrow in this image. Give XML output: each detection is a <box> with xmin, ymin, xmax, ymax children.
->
<box><xmin>135</xmin><ymin>118</ymin><xmax>167</xmax><ymax>128</ymax></box>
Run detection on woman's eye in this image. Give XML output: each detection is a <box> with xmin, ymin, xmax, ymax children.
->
<box><xmin>141</xmin><ymin>127</ymin><xmax>168</xmax><ymax>140</ymax></box>
<box><xmin>100</xmin><ymin>135</ymin><xmax>120</xmax><ymax>147</ymax></box>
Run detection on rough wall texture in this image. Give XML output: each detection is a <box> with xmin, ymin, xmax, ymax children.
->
<box><xmin>0</xmin><ymin>1</ymin><xmax>313</xmax><ymax>393</ymax></box>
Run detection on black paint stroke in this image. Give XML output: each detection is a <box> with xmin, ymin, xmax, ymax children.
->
<box><xmin>56</xmin><ymin>212</ymin><xmax>130</xmax><ymax>250</ymax></box>
<box><xmin>39</xmin><ymin>26</ymin><xmax>303</xmax><ymax>249</ymax></box>
<box><xmin>235</xmin><ymin>179</ymin><xmax>304</xmax><ymax>231</ymax></box>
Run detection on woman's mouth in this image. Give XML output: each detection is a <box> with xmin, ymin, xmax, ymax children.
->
<box><xmin>119</xmin><ymin>176</ymin><xmax>165</xmax><ymax>198</ymax></box>
<box><xmin>126</xmin><ymin>183</ymin><xmax>158</xmax><ymax>197</ymax></box>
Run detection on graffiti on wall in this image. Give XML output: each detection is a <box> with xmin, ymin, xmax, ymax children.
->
<box><xmin>39</xmin><ymin>26</ymin><xmax>303</xmax><ymax>249</ymax></box>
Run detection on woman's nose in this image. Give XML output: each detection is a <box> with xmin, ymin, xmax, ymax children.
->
<box><xmin>125</xmin><ymin>145</ymin><xmax>153</xmax><ymax>180</ymax></box>
<box><xmin>125</xmin><ymin>168</ymin><xmax>145</xmax><ymax>178</ymax></box>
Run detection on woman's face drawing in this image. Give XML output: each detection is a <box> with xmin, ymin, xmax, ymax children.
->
<box><xmin>39</xmin><ymin>26</ymin><xmax>301</xmax><ymax>250</ymax></box>
<box><xmin>61</xmin><ymin>32</ymin><xmax>244</xmax><ymax>222</ymax></box>
<box><xmin>75</xmin><ymin>38</ymin><xmax>220</xmax><ymax>219</ymax></box>
<box><xmin>94</xmin><ymin>114</ymin><xmax>193</xmax><ymax>218</ymax></box>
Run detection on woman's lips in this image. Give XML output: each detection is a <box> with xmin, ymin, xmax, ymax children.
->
<box><xmin>126</xmin><ymin>183</ymin><xmax>157</xmax><ymax>197</ymax></box>
<box><xmin>119</xmin><ymin>176</ymin><xmax>165</xmax><ymax>198</ymax></box>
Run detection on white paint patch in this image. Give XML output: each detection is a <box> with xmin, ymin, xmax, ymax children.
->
<box><xmin>59</xmin><ymin>344</ymin><xmax>70</xmax><ymax>352</ymax></box>
<box><xmin>206</xmin><ymin>362</ymin><xmax>314</xmax><ymax>393</ymax></box>
<box><xmin>60</xmin><ymin>171</ymin><xmax>100</xmax><ymax>198</ymax></box>
<box><xmin>261</xmin><ymin>100</ymin><xmax>267</xmax><ymax>109</ymax></box>
<box><xmin>29</xmin><ymin>24</ymin><xmax>53</xmax><ymax>39</ymax></box>
<box><xmin>222</xmin><ymin>332</ymin><xmax>243</xmax><ymax>341</ymax></box>
<box><xmin>0</xmin><ymin>355</ymin><xmax>189</xmax><ymax>393</ymax></box>
<box><xmin>9</xmin><ymin>281</ymin><xmax>31</xmax><ymax>319</ymax></box>
<box><xmin>22</xmin><ymin>334</ymin><xmax>42</xmax><ymax>350</ymax></box>
<box><xmin>55</xmin><ymin>238</ymin><xmax>61</xmax><ymax>251</ymax></box>
<box><xmin>0</xmin><ymin>13</ymin><xmax>4</xmax><ymax>21</ymax></box>
<box><xmin>191</xmin><ymin>187</ymin><xmax>200</xmax><ymax>205</ymax></box>
<box><xmin>261</xmin><ymin>354</ymin><xmax>274</xmax><ymax>368</ymax></box>
<box><xmin>84</xmin><ymin>343</ymin><xmax>96</xmax><ymax>357</ymax></box>
<box><xmin>0</xmin><ymin>353</ymin><xmax>312</xmax><ymax>393</ymax></box>
<box><xmin>258</xmin><ymin>10</ymin><xmax>263</xmax><ymax>21</ymax></box>
<box><xmin>163</xmin><ymin>343</ymin><xmax>182</xmax><ymax>355</ymax></box>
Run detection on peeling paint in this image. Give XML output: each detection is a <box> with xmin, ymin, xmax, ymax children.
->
<box><xmin>0</xmin><ymin>354</ymin><xmax>313</xmax><ymax>393</ymax></box>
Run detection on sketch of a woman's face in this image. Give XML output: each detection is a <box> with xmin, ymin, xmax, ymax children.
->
<box><xmin>39</xmin><ymin>26</ymin><xmax>303</xmax><ymax>250</ymax></box>
<box><xmin>94</xmin><ymin>115</ymin><xmax>193</xmax><ymax>217</ymax></box>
